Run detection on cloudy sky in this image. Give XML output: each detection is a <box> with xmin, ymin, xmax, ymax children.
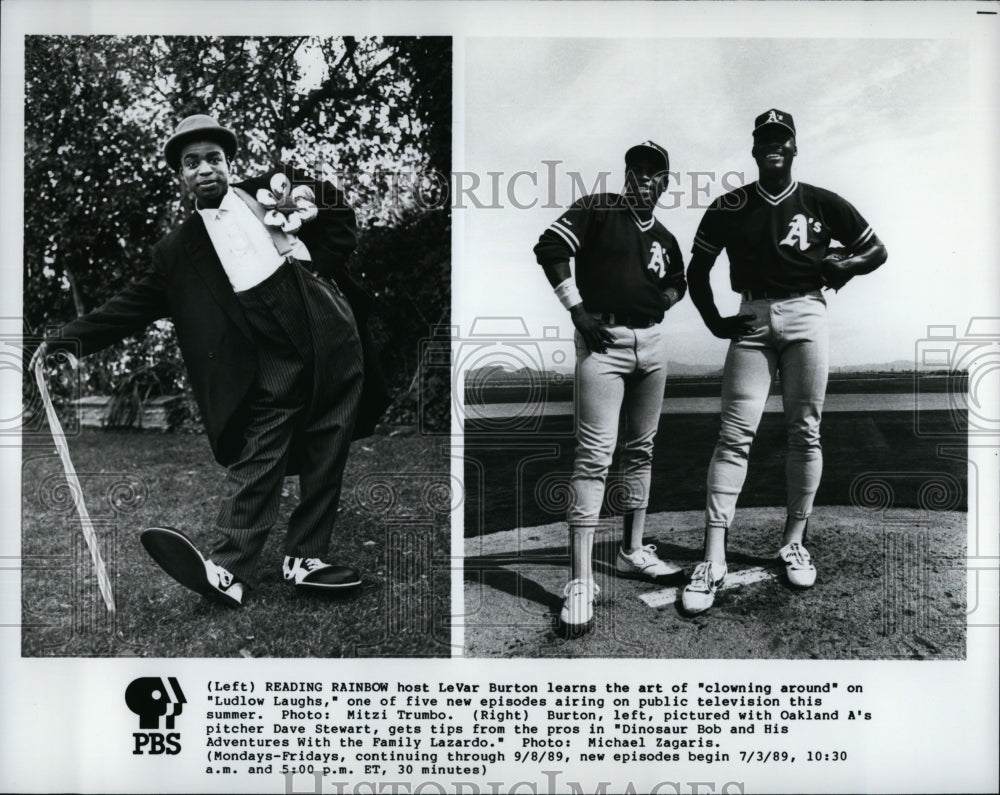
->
<box><xmin>458</xmin><ymin>35</ymin><xmax>997</xmax><ymax>369</ymax></box>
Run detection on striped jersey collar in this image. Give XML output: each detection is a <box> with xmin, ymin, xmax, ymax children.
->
<box><xmin>627</xmin><ymin>205</ymin><xmax>655</xmax><ymax>232</ymax></box>
<box><xmin>617</xmin><ymin>190</ymin><xmax>656</xmax><ymax>232</ymax></box>
<box><xmin>755</xmin><ymin>180</ymin><xmax>798</xmax><ymax>206</ymax></box>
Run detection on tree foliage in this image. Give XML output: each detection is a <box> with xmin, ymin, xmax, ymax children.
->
<box><xmin>24</xmin><ymin>35</ymin><xmax>450</xmax><ymax>426</ymax></box>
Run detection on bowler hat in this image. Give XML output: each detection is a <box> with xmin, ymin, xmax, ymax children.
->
<box><xmin>164</xmin><ymin>114</ymin><xmax>238</xmax><ymax>170</ymax></box>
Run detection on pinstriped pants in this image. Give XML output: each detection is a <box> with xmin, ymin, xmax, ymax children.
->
<box><xmin>210</xmin><ymin>261</ymin><xmax>363</xmax><ymax>585</ymax></box>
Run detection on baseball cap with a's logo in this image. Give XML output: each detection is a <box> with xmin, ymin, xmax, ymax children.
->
<box><xmin>625</xmin><ymin>140</ymin><xmax>669</xmax><ymax>173</ymax></box>
<box><xmin>753</xmin><ymin>109</ymin><xmax>795</xmax><ymax>137</ymax></box>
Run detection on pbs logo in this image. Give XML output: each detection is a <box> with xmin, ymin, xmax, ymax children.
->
<box><xmin>125</xmin><ymin>676</ymin><xmax>185</xmax><ymax>755</ymax></box>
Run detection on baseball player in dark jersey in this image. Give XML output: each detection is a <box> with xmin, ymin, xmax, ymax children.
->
<box><xmin>681</xmin><ymin>109</ymin><xmax>887</xmax><ymax>614</ymax></box>
<box><xmin>534</xmin><ymin>141</ymin><xmax>687</xmax><ymax>636</ymax></box>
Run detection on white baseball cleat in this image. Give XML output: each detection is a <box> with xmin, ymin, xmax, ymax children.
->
<box><xmin>558</xmin><ymin>578</ymin><xmax>601</xmax><ymax>638</ymax></box>
<box><xmin>681</xmin><ymin>560</ymin><xmax>728</xmax><ymax>615</ymax></box>
<box><xmin>615</xmin><ymin>543</ymin><xmax>682</xmax><ymax>579</ymax></box>
<box><xmin>778</xmin><ymin>542</ymin><xmax>817</xmax><ymax>588</ymax></box>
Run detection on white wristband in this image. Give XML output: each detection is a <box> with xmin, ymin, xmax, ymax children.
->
<box><xmin>554</xmin><ymin>278</ymin><xmax>583</xmax><ymax>311</ymax></box>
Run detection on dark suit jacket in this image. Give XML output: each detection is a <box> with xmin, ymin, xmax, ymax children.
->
<box><xmin>51</xmin><ymin>164</ymin><xmax>389</xmax><ymax>466</ymax></box>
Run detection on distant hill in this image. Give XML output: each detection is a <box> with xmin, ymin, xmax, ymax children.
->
<box><xmin>665</xmin><ymin>361</ymin><xmax>724</xmax><ymax>377</ymax></box>
<box><xmin>463</xmin><ymin>362</ymin><xmax>966</xmax><ymax>407</ymax></box>
<box><xmin>830</xmin><ymin>360</ymin><xmax>920</xmax><ymax>374</ymax></box>
<box><xmin>465</xmin><ymin>362</ymin><xmax>723</xmax><ymax>380</ymax></box>
<box><xmin>465</xmin><ymin>359</ymin><xmax>954</xmax><ymax>384</ymax></box>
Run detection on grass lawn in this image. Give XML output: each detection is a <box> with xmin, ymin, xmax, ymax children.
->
<box><xmin>21</xmin><ymin>427</ymin><xmax>452</xmax><ymax>658</ymax></box>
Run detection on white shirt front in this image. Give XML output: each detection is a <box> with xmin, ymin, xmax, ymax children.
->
<box><xmin>197</xmin><ymin>189</ymin><xmax>310</xmax><ymax>291</ymax></box>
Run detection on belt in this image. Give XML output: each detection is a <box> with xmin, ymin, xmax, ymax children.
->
<box><xmin>740</xmin><ymin>288</ymin><xmax>816</xmax><ymax>301</ymax></box>
<box><xmin>598</xmin><ymin>312</ymin><xmax>663</xmax><ymax>329</ymax></box>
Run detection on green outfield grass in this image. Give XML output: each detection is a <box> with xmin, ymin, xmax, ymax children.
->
<box><xmin>21</xmin><ymin>428</ymin><xmax>451</xmax><ymax>658</ymax></box>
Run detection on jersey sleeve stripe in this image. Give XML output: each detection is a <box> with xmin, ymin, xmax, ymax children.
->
<box><xmin>693</xmin><ymin>237</ymin><xmax>722</xmax><ymax>256</ymax></box>
<box><xmin>549</xmin><ymin>221</ymin><xmax>580</xmax><ymax>251</ymax></box>
<box><xmin>846</xmin><ymin>226</ymin><xmax>874</xmax><ymax>250</ymax></box>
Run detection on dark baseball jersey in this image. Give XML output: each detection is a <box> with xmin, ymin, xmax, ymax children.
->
<box><xmin>692</xmin><ymin>181</ymin><xmax>875</xmax><ymax>293</ymax></box>
<box><xmin>534</xmin><ymin>193</ymin><xmax>686</xmax><ymax>318</ymax></box>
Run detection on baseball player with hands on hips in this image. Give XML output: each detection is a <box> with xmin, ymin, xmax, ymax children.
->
<box><xmin>682</xmin><ymin>109</ymin><xmax>887</xmax><ymax>615</ymax></box>
<box><xmin>534</xmin><ymin>141</ymin><xmax>687</xmax><ymax>637</ymax></box>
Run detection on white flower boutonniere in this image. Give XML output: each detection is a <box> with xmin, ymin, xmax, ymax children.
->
<box><xmin>256</xmin><ymin>173</ymin><xmax>319</xmax><ymax>235</ymax></box>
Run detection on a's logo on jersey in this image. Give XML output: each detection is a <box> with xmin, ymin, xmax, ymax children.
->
<box><xmin>778</xmin><ymin>214</ymin><xmax>823</xmax><ymax>251</ymax></box>
<box><xmin>647</xmin><ymin>241</ymin><xmax>668</xmax><ymax>278</ymax></box>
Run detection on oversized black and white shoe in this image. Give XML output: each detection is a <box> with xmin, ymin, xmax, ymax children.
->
<box><xmin>140</xmin><ymin>526</ymin><xmax>244</xmax><ymax>608</ymax></box>
<box><xmin>282</xmin><ymin>556</ymin><xmax>362</xmax><ymax>591</ymax></box>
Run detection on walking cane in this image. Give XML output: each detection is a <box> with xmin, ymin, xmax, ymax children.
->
<box><xmin>33</xmin><ymin>354</ymin><xmax>117</xmax><ymax>614</ymax></box>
